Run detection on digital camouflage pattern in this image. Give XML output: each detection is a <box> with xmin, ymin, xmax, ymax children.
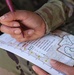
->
<box><xmin>36</xmin><ymin>0</ymin><xmax>74</xmax><ymax>34</ymax></box>
<box><xmin>0</xmin><ymin>0</ymin><xmax>74</xmax><ymax>75</ymax></box>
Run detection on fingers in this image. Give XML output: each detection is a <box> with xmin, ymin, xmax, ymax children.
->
<box><xmin>0</xmin><ymin>10</ymin><xmax>28</xmax><ymax>23</ymax></box>
<box><xmin>50</xmin><ymin>59</ymin><xmax>74</xmax><ymax>75</ymax></box>
<box><xmin>12</xmin><ymin>29</ymin><xmax>35</xmax><ymax>42</ymax></box>
<box><xmin>32</xmin><ymin>65</ymin><xmax>50</xmax><ymax>75</ymax></box>
<box><xmin>0</xmin><ymin>24</ymin><xmax>35</xmax><ymax>42</ymax></box>
<box><xmin>1</xmin><ymin>21</ymin><xmax>20</xmax><ymax>28</ymax></box>
<box><xmin>0</xmin><ymin>10</ymin><xmax>37</xmax><ymax>27</ymax></box>
<box><xmin>0</xmin><ymin>25</ymin><xmax>21</xmax><ymax>35</ymax></box>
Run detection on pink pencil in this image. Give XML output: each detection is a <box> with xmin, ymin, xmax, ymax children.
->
<box><xmin>5</xmin><ymin>0</ymin><xmax>24</xmax><ymax>37</ymax></box>
<box><xmin>5</xmin><ymin>0</ymin><xmax>15</xmax><ymax>12</ymax></box>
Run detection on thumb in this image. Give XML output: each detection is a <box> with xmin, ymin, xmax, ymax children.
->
<box><xmin>32</xmin><ymin>65</ymin><xmax>50</xmax><ymax>75</ymax></box>
<box><xmin>50</xmin><ymin>59</ymin><xmax>72</xmax><ymax>75</ymax></box>
<box><xmin>0</xmin><ymin>10</ymin><xmax>29</xmax><ymax>22</ymax></box>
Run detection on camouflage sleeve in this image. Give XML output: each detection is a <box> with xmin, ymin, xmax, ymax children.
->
<box><xmin>36</xmin><ymin>0</ymin><xmax>74</xmax><ymax>34</ymax></box>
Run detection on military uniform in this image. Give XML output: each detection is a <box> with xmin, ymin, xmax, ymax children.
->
<box><xmin>0</xmin><ymin>0</ymin><xmax>74</xmax><ymax>75</ymax></box>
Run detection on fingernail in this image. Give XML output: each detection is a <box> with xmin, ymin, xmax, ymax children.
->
<box><xmin>14</xmin><ymin>29</ymin><xmax>21</xmax><ymax>34</ymax></box>
<box><xmin>32</xmin><ymin>66</ymin><xmax>36</xmax><ymax>71</ymax></box>
<box><xmin>28</xmin><ymin>30</ymin><xmax>34</xmax><ymax>35</ymax></box>
<box><xmin>13</xmin><ymin>24</ymin><xmax>20</xmax><ymax>27</ymax></box>
<box><xmin>0</xmin><ymin>15</ymin><xmax>7</xmax><ymax>20</ymax></box>
<box><xmin>50</xmin><ymin>59</ymin><xmax>57</xmax><ymax>65</ymax></box>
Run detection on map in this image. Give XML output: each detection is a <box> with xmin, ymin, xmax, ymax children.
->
<box><xmin>0</xmin><ymin>30</ymin><xmax>74</xmax><ymax>75</ymax></box>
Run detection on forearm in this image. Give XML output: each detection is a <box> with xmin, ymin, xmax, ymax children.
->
<box><xmin>36</xmin><ymin>0</ymin><xmax>74</xmax><ymax>34</ymax></box>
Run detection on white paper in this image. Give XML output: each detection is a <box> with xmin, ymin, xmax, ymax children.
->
<box><xmin>0</xmin><ymin>30</ymin><xmax>74</xmax><ymax>75</ymax></box>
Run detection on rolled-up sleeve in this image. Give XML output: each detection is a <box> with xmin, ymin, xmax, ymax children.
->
<box><xmin>36</xmin><ymin>0</ymin><xmax>74</xmax><ymax>34</ymax></box>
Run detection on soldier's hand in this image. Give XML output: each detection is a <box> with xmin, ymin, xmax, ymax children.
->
<box><xmin>32</xmin><ymin>59</ymin><xmax>74</xmax><ymax>75</ymax></box>
<box><xmin>0</xmin><ymin>10</ymin><xmax>46</xmax><ymax>42</ymax></box>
